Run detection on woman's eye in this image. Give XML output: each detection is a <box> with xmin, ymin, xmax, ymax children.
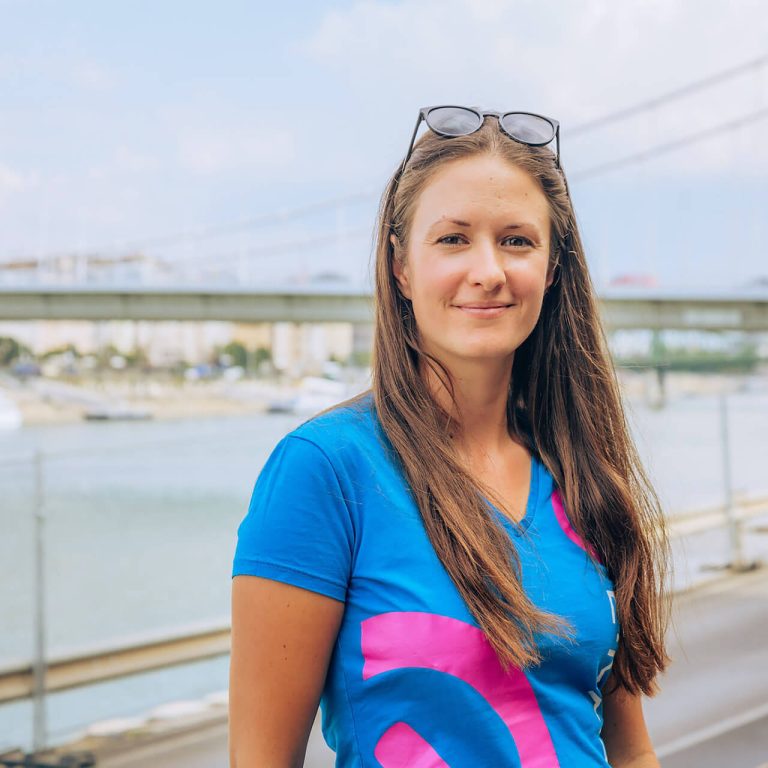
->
<box><xmin>436</xmin><ymin>234</ymin><xmax>533</xmax><ymax>247</ymax></box>
<box><xmin>437</xmin><ymin>234</ymin><xmax>465</xmax><ymax>245</ymax></box>
<box><xmin>504</xmin><ymin>236</ymin><xmax>534</xmax><ymax>247</ymax></box>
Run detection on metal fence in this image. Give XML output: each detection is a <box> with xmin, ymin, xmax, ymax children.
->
<box><xmin>1</xmin><ymin>385</ymin><xmax>766</xmax><ymax>755</ymax></box>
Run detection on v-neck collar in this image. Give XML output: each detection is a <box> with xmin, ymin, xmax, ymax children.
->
<box><xmin>483</xmin><ymin>453</ymin><xmax>540</xmax><ymax>538</ymax></box>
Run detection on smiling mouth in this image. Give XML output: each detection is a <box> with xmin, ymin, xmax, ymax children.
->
<box><xmin>455</xmin><ymin>304</ymin><xmax>514</xmax><ymax>317</ymax></box>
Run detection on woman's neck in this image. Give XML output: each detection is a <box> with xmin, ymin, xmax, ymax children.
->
<box><xmin>422</xmin><ymin>354</ymin><xmax>515</xmax><ymax>458</ymax></box>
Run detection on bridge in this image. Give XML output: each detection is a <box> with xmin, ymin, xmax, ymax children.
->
<box><xmin>1</xmin><ymin>284</ymin><xmax>768</xmax><ymax>331</ymax></box>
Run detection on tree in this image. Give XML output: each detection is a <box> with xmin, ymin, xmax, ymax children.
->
<box><xmin>221</xmin><ymin>341</ymin><xmax>248</xmax><ymax>368</ymax></box>
<box><xmin>0</xmin><ymin>336</ymin><xmax>30</xmax><ymax>366</ymax></box>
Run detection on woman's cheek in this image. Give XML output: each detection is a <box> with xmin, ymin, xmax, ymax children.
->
<box><xmin>505</xmin><ymin>266</ymin><xmax>541</xmax><ymax>298</ymax></box>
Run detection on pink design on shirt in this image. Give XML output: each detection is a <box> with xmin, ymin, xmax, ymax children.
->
<box><xmin>361</xmin><ymin>612</ymin><xmax>560</xmax><ymax>767</ymax></box>
<box><xmin>374</xmin><ymin>722</ymin><xmax>449</xmax><ymax>767</ymax></box>
<box><xmin>551</xmin><ymin>488</ymin><xmax>602</xmax><ymax>564</ymax></box>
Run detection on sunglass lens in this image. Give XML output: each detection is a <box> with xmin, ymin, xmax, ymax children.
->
<box><xmin>500</xmin><ymin>113</ymin><xmax>555</xmax><ymax>145</ymax></box>
<box><xmin>426</xmin><ymin>107</ymin><xmax>483</xmax><ymax>136</ymax></box>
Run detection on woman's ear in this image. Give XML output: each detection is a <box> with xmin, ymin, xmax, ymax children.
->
<box><xmin>545</xmin><ymin>267</ymin><xmax>555</xmax><ymax>292</ymax></box>
<box><xmin>390</xmin><ymin>233</ymin><xmax>412</xmax><ymax>300</ymax></box>
<box><xmin>545</xmin><ymin>254</ymin><xmax>560</xmax><ymax>293</ymax></box>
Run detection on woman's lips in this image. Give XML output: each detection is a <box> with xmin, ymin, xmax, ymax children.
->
<box><xmin>455</xmin><ymin>304</ymin><xmax>513</xmax><ymax>318</ymax></box>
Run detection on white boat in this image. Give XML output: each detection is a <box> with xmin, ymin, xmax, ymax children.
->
<box><xmin>267</xmin><ymin>376</ymin><xmax>353</xmax><ymax>415</ymax></box>
<box><xmin>0</xmin><ymin>390</ymin><xmax>23</xmax><ymax>430</ymax></box>
<box><xmin>84</xmin><ymin>406</ymin><xmax>153</xmax><ymax>421</ymax></box>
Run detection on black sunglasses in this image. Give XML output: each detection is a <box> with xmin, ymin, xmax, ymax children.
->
<box><xmin>398</xmin><ymin>105</ymin><xmax>561</xmax><ymax>176</ymax></box>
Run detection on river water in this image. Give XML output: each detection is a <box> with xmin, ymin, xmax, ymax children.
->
<box><xmin>1</xmin><ymin>381</ymin><xmax>767</xmax><ymax>750</ymax></box>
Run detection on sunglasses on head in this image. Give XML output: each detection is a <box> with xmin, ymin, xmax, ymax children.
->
<box><xmin>398</xmin><ymin>105</ymin><xmax>561</xmax><ymax>176</ymax></box>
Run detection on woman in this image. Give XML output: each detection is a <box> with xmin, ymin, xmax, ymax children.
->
<box><xmin>229</xmin><ymin>106</ymin><xmax>672</xmax><ymax>767</ymax></box>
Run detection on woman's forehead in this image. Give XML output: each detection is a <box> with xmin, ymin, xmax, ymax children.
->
<box><xmin>412</xmin><ymin>157</ymin><xmax>550</xmax><ymax>232</ymax></box>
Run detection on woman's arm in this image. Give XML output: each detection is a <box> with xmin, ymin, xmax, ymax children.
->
<box><xmin>601</xmin><ymin>683</ymin><xmax>661</xmax><ymax>768</ymax></box>
<box><xmin>229</xmin><ymin>574</ymin><xmax>345</xmax><ymax>768</ymax></box>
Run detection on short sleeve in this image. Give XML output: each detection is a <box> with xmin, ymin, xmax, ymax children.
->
<box><xmin>231</xmin><ymin>434</ymin><xmax>354</xmax><ymax>602</ymax></box>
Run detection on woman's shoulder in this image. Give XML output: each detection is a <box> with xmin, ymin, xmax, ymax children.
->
<box><xmin>286</xmin><ymin>389</ymin><xmax>379</xmax><ymax>458</ymax></box>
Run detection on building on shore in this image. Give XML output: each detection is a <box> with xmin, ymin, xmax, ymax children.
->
<box><xmin>0</xmin><ymin>318</ymin><xmax>368</xmax><ymax>377</ymax></box>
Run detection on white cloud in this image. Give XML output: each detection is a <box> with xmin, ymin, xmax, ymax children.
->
<box><xmin>294</xmin><ymin>0</ymin><xmax>768</xmax><ymax>176</ymax></box>
<box><xmin>113</xmin><ymin>145</ymin><xmax>160</xmax><ymax>174</ymax></box>
<box><xmin>0</xmin><ymin>163</ymin><xmax>37</xmax><ymax>205</ymax></box>
<box><xmin>85</xmin><ymin>146</ymin><xmax>161</xmax><ymax>181</ymax></box>
<box><xmin>177</xmin><ymin>124</ymin><xmax>298</xmax><ymax>175</ymax></box>
<box><xmin>0</xmin><ymin>164</ymin><xmax>24</xmax><ymax>191</ymax></box>
<box><xmin>69</xmin><ymin>59</ymin><xmax>115</xmax><ymax>92</ymax></box>
<box><xmin>0</xmin><ymin>51</ymin><xmax>116</xmax><ymax>92</ymax></box>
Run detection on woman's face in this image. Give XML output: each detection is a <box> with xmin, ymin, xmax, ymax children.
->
<box><xmin>392</xmin><ymin>153</ymin><xmax>555</xmax><ymax>368</ymax></box>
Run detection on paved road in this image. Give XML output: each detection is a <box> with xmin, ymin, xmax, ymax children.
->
<box><xmin>660</xmin><ymin>712</ymin><xmax>768</xmax><ymax>768</ymax></box>
<box><xmin>99</xmin><ymin>568</ymin><xmax>768</xmax><ymax>768</ymax></box>
<box><xmin>646</xmin><ymin>565</ymin><xmax>768</xmax><ymax>766</ymax></box>
<box><xmin>98</xmin><ymin>712</ymin><xmax>334</xmax><ymax>768</ymax></box>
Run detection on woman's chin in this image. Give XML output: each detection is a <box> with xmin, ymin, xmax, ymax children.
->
<box><xmin>448</xmin><ymin>345</ymin><xmax>517</xmax><ymax>363</ymax></box>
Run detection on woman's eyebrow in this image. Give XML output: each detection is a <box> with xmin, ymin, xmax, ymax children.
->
<box><xmin>427</xmin><ymin>218</ymin><xmax>542</xmax><ymax>236</ymax></box>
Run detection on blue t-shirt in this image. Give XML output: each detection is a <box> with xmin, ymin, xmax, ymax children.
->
<box><xmin>232</xmin><ymin>391</ymin><xmax>620</xmax><ymax>767</ymax></box>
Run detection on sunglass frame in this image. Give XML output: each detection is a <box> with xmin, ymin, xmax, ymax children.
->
<box><xmin>401</xmin><ymin>105</ymin><xmax>561</xmax><ymax>173</ymax></box>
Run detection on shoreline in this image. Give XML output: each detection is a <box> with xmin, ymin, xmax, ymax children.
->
<box><xmin>0</xmin><ymin>369</ymin><xmax>765</xmax><ymax>427</ymax></box>
<box><xmin>0</xmin><ymin>375</ymin><xmax>348</xmax><ymax>426</ymax></box>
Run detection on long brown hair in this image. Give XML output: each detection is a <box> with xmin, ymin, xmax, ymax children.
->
<box><xmin>328</xmin><ymin>118</ymin><xmax>670</xmax><ymax>696</ymax></box>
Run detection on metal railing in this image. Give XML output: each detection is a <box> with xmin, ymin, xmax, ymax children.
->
<box><xmin>0</xmin><ymin>621</ymin><xmax>229</xmax><ymax>705</ymax></box>
<box><xmin>1</xmin><ymin>489</ymin><xmax>767</xmax><ymax>709</ymax></box>
<box><xmin>0</xmin><ymin>749</ymin><xmax>95</xmax><ymax>767</ymax></box>
<box><xmin>1</xmin><ymin>385</ymin><xmax>766</xmax><ymax>753</ymax></box>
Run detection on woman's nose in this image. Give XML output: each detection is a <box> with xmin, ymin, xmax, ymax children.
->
<box><xmin>467</xmin><ymin>242</ymin><xmax>506</xmax><ymax>289</ymax></box>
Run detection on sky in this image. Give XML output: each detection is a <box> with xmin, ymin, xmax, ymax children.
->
<box><xmin>0</xmin><ymin>0</ymin><xmax>767</xmax><ymax>290</ymax></box>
